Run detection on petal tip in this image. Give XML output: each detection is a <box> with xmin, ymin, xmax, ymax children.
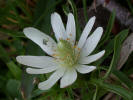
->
<box><xmin>60</xmin><ymin>83</ymin><xmax>71</xmax><ymax>88</ymax></box>
<box><xmin>23</xmin><ymin>27</ymin><xmax>34</xmax><ymax>33</ymax></box>
<box><xmin>38</xmin><ymin>83</ymin><xmax>44</xmax><ymax>90</ymax></box>
<box><xmin>38</xmin><ymin>83</ymin><xmax>49</xmax><ymax>90</ymax></box>
<box><xmin>102</xmin><ymin>50</ymin><xmax>105</xmax><ymax>55</ymax></box>
<box><xmin>96</xmin><ymin>27</ymin><xmax>103</xmax><ymax>33</ymax></box>
<box><xmin>91</xmin><ymin>16</ymin><xmax>96</xmax><ymax>21</ymax></box>
<box><xmin>23</xmin><ymin>27</ymin><xmax>37</xmax><ymax>37</ymax></box>
<box><xmin>26</xmin><ymin>68</ymin><xmax>31</xmax><ymax>74</ymax></box>
<box><xmin>16</xmin><ymin>56</ymin><xmax>22</xmax><ymax>63</ymax></box>
<box><xmin>51</xmin><ymin>12</ymin><xmax>59</xmax><ymax>18</ymax></box>
<box><xmin>99</xmin><ymin>27</ymin><xmax>103</xmax><ymax>31</ymax></box>
<box><xmin>68</xmin><ymin>13</ymin><xmax>74</xmax><ymax>17</ymax></box>
<box><xmin>92</xmin><ymin>16</ymin><xmax>96</xmax><ymax>19</ymax></box>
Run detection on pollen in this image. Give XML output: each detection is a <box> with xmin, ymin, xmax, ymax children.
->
<box><xmin>69</xmin><ymin>33</ymin><xmax>72</xmax><ymax>36</ymax></box>
<box><xmin>78</xmin><ymin>48</ymin><xmax>80</xmax><ymax>51</ymax></box>
<box><xmin>74</xmin><ymin>45</ymin><xmax>77</xmax><ymax>48</ymax></box>
<box><xmin>52</xmin><ymin>54</ymin><xmax>58</xmax><ymax>57</ymax></box>
<box><xmin>67</xmin><ymin>38</ymin><xmax>70</xmax><ymax>40</ymax></box>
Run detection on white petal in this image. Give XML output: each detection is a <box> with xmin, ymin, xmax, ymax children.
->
<box><xmin>79</xmin><ymin>50</ymin><xmax>105</xmax><ymax>64</ymax></box>
<box><xmin>76</xmin><ymin>65</ymin><xmax>96</xmax><ymax>74</ymax></box>
<box><xmin>16</xmin><ymin>56</ymin><xmax>56</xmax><ymax>68</ymax></box>
<box><xmin>60</xmin><ymin>68</ymin><xmax>77</xmax><ymax>88</ymax></box>
<box><xmin>38</xmin><ymin>67</ymin><xmax>66</xmax><ymax>90</ymax></box>
<box><xmin>66</xmin><ymin>13</ymin><xmax>76</xmax><ymax>45</ymax></box>
<box><xmin>81</xmin><ymin>27</ymin><xmax>103</xmax><ymax>57</ymax></box>
<box><xmin>77</xmin><ymin>16</ymin><xmax>96</xmax><ymax>49</ymax></box>
<box><xmin>26</xmin><ymin>66</ymin><xmax>59</xmax><ymax>74</ymax></box>
<box><xmin>51</xmin><ymin>12</ymin><xmax>66</xmax><ymax>41</ymax></box>
<box><xmin>23</xmin><ymin>27</ymin><xmax>57</xmax><ymax>56</ymax></box>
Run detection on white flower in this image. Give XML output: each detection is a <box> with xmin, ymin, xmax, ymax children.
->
<box><xmin>16</xmin><ymin>12</ymin><xmax>105</xmax><ymax>90</ymax></box>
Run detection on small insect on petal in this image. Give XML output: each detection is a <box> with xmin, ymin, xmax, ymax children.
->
<box><xmin>43</xmin><ymin>38</ymin><xmax>49</xmax><ymax>45</ymax></box>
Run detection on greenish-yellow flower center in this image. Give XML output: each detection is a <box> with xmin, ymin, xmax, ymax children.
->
<box><xmin>55</xmin><ymin>39</ymin><xmax>79</xmax><ymax>67</ymax></box>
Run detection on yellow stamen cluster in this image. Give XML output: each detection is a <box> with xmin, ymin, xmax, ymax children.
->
<box><xmin>54</xmin><ymin>39</ymin><xmax>80</xmax><ymax>67</ymax></box>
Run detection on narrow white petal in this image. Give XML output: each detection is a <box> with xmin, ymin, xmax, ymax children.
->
<box><xmin>66</xmin><ymin>13</ymin><xmax>76</xmax><ymax>45</ymax></box>
<box><xmin>76</xmin><ymin>65</ymin><xmax>96</xmax><ymax>74</ymax></box>
<box><xmin>81</xmin><ymin>27</ymin><xmax>103</xmax><ymax>57</ymax></box>
<box><xmin>60</xmin><ymin>68</ymin><xmax>77</xmax><ymax>88</ymax></box>
<box><xmin>26</xmin><ymin>66</ymin><xmax>59</xmax><ymax>74</ymax></box>
<box><xmin>51</xmin><ymin>12</ymin><xmax>66</xmax><ymax>41</ymax></box>
<box><xmin>38</xmin><ymin>67</ymin><xmax>66</xmax><ymax>90</ymax></box>
<box><xmin>77</xmin><ymin>16</ymin><xmax>96</xmax><ymax>49</ymax></box>
<box><xmin>79</xmin><ymin>50</ymin><xmax>105</xmax><ymax>64</ymax></box>
<box><xmin>16</xmin><ymin>56</ymin><xmax>56</xmax><ymax>68</ymax></box>
<box><xmin>23</xmin><ymin>27</ymin><xmax>57</xmax><ymax>56</ymax></box>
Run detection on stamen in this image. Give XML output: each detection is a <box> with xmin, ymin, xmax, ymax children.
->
<box><xmin>57</xmin><ymin>39</ymin><xmax>80</xmax><ymax>67</ymax></box>
<box><xmin>69</xmin><ymin>33</ymin><xmax>72</xmax><ymax>36</ymax></box>
<box><xmin>52</xmin><ymin>54</ymin><xmax>58</xmax><ymax>57</ymax></box>
<box><xmin>74</xmin><ymin>45</ymin><xmax>77</xmax><ymax>48</ymax></box>
<box><xmin>67</xmin><ymin>38</ymin><xmax>70</xmax><ymax>40</ymax></box>
<box><xmin>78</xmin><ymin>48</ymin><xmax>80</xmax><ymax>51</ymax></box>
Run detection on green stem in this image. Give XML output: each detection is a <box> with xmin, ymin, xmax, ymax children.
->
<box><xmin>82</xmin><ymin>0</ymin><xmax>88</xmax><ymax>22</ymax></box>
<box><xmin>93</xmin><ymin>85</ymin><xmax>98</xmax><ymax>100</ymax></box>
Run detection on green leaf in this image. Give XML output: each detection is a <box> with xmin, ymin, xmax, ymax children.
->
<box><xmin>92</xmin><ymin>85</ymin><xmax>98</xmax><ymax>100</ymax></box>
<box><xmin>91</xmin><ymin>79</ymin><xmax>133</xmax><ymax>100</ymax></box>
<box><xmin>113</xmin><ymin>69</ymin><xmax>133</xmax><ymax>89</ymax></box>
<box><xmin>82</xmin><ymin>0</ymin><xmax>88</xmax><ymax>22</ymax></box>
<box><xmin>6</xmin><ymin>61</ymin><xmax>22</xmax><ymax>80</ymax></box>
<box><xmin>0</xmin><ymin>45</ymin><xmax>22</xmax><ymax>79</ymax></box>
<box><xmin>126</xmin><ymin>0</ymin><xmax>133</xmax><ymax>15</ymax></box>
<box><xmin>21</xmin><ymin>70</ymin><xmax>36</xmax><ymax>100</ymax></box>
<box><xmin>62</xmin><ymin>4</ymin><xmax>70</xmax><ymax>15</ymax></box>
<box><xmin>103</xmin><ymin>29</ymin><xmax>129</xmax><ymax>79</ymax></box>
<box><xmin>101</xmin><ymin>66</ymin><xmax>133</xmax><ymax>90</ymax></box>
<box><xmin>6</xmin><ymin>79</ymin><xmax>21</xmax><ymax>98</ymax></box>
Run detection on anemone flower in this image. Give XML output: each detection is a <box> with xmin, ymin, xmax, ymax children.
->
<box><xmin>16</xmin><ymin>12</ymin><xmax>105</xmax><ymax>90</ymax></box>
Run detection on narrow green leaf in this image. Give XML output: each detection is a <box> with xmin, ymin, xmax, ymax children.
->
<box><xmin>103</xmin><ymin>29</ymin><xmax>128</xmax><ymax>79</ymax></box>
<box><xmin>62</xmin><ymin>5</ymin><xmax>70</xmax><ymax>15</ymax></box>
<box><xmin>93</xmin><ymin>85</ymin><xmax>98</xmax><ymax>100</ymax></box>
<box><xmin>113</xmin><ymin>69</ymin><xmax>133</xmax><ymax>89</ymax></box>
<box><xmin>82</xmin><ymin>0</ymin><xmax>88</xmax><ymax>22</ymax></box>
<box><xmin>101</xmin><ymin>66</ymin><xmax>133</xmax><ymax>90</ymax></box>
<box><xmin>91</xmin><ymin>79</ymin><xmax>133</xmax><ymax>100</ymax></box>
<box><xmin>126</xmin><ymin>0</ymin><xmax>133</xmax><ymax>15</ymax></box>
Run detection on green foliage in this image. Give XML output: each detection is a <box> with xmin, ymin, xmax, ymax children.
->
<box><xmin>91</xmin><ymin>79</ymin><xmax>133</xmax><ymax>100</ymax></box>
<box><xmin>103</xmin><ymin>29</ymin><xmax>129</xmax><ymax>79</ymax></box>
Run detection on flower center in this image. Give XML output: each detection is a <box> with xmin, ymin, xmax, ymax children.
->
<box><xmin>55</xmin><ymin>39</ymin><xmax>80</xmax><ymax>67</ymax></box>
